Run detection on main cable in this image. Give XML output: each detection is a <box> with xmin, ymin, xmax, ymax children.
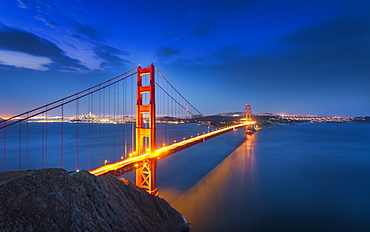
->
<box><xmin>155</xmin><ymin>66</ymin><xmax>203</xmax><ymax>116</ymax></box>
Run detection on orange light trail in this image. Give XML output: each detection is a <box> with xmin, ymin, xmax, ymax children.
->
<box><xmin>89</xmin><ymin>122</ymin><xmax>255</xmax><ymax>176</ymax></box>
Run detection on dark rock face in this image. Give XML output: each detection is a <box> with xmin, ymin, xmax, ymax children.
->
<box><xmin>0</xmin><ymin>168</ymin><xmax>189</xmax><ymax>232</ymax></box>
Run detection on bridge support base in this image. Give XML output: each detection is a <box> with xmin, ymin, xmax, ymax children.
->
<box><xmin>136</xmin><ymin>159</ymin><xmax>158</xmax><ymax>196</ymax></box>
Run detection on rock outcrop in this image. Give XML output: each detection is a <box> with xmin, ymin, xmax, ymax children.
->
<box><xmin>0</xmin><ymin>168</ymin><xmax>188</xmax><ymax>232</ymax></box>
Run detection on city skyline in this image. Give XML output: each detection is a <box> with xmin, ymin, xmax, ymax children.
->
<box><xmin>1</xmin><ymin>0</ymin><xmax>370</xmax><ymax>117</ymax></box>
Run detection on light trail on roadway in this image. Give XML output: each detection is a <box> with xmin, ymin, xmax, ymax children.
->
<box><xmin>89</xmin><ymin>122</ymin><xmax>255</xmax><ymax>177</ymax></box>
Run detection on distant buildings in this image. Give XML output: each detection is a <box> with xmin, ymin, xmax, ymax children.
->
<box><xmin>4</xmin><ymin>113</ymin><xmax>367</xmax><ymax>125</ymax></box>
<box><xmin>275</xmin><ymin>114</ymin><xmax>356</xmax><ymax>123</ymax></box>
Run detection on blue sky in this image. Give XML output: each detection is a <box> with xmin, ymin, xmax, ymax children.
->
<box><xmin>0</xmin><ymin>0</ymin><xmax>369</xmax><ymax>117</ymax></box>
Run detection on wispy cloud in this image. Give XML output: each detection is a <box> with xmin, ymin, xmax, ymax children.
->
<box><xmin>192</xmin><ymin>21</ymin><xmax>214</xmax><ymax>37</ymax></box>
<box><xmin>0</xmin><ymin>50</ymin><xmax>52</xmax><ymax>71</ymax></box>
<box><xmin>211</xmin><ymin>46</ymin><xmax>244</xmax><ymax>60</ymax></box>
<box><xmin>93</xmin><ymin>44</ymin><xmax>131</xmax><ymax>69</ymax></box>
<box><xmin>155</xmin><ymin>46</ymin><xmax>181</xmax><ymax>59</ymax></box>
<box><xmin>34</xmin><ymin>16</ymin><xmax>59</xmax><ymax>29</ymax></box>
<box><xmin>68</xmin><ymin>19</ymin><xmax>106</xmax><ymax>41</ymax></box>
<box><xmin>0</xmin><ymin>23</ymin><xmax>88</xmax><ymax>71</ymax></box>
<box><xmin>16</xmin><ymin>0</ymin><xmax>27</xmax><ymax>9</ymax></box>
<box><xmin>173</xmin><ymin>16</ymin><xmax>370</xmax><ymax>81</ymax></box>
<box><xmin>275</xmin><ymin>16</ymin><xmax>370</xmax><ymax>73</ymax></box>
<box><xmin>16</xmin><ymin>0</ymin><xmax>53</xmax><ymax>14</ymax></box>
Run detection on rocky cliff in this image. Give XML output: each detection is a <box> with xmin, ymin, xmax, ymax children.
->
<box><xmin>0</xmin><ymin>168</ymin><xmax>188</xmax><ymax>232</ymax></box>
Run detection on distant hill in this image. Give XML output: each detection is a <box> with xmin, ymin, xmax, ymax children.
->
<box><xmin>354</xmin><ymin>116</ymin><xmax>370</xmax><ymax>122</ymax></box>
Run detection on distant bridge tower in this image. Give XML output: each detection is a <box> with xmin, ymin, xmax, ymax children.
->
<box><xmin>136</xmin><ymin>64</ymin><xmax>158</xmax><ymax>196</ymax></box>
<box><xmin>245</xmin><ymin>105</ymin><xmax>252</xmax><ymax>122</ymax></box>
<box><xmin>245</xmin><ymin>104</ymin><xmax>254</xmax><ymax>133</ymax></box>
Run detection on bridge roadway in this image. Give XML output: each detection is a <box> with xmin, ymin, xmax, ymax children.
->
<box><xmin>89</xmin><ymin>122</ymin><xmax>255</xmax><ymax>177</ymax></box>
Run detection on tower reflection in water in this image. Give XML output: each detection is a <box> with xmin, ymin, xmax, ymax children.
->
<box><xmin>161</xmin><ymin>134</ymin><xmax>255</xmax><ymax>232</ymax></box>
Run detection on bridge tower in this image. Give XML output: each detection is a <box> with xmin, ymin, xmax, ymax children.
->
<box><xmin>245</xmin><ymin>104</ymin><xmax>253</xmax><ymax>133</ymax></box>
<box><xmin>136</xmin><ymin>64</ymin><xmax>158</xmax><ymax>195</ymax></box>
<box><xmin>245</xmin><ymin>105</ymin><xmax>252</xmax><ymax>122</ymax></box>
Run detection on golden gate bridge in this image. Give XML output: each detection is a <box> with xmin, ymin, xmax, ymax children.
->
<box><xmin>0</xmin><ymin>64</ymin><xmax>255</xmax><ymax>195</ymax></box>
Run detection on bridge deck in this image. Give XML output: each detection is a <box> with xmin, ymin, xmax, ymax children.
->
<box><xmin>89</xmin><ymin>122</ymin><xmax>255</xmax><ymax>177</ymax></box>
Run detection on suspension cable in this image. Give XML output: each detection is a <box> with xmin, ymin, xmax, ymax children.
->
<box><xmin>155</xmin><ymin>66</ymin><xmax>203</xmax><ymax>116</ymax></box>
<box><xmin>0</xmin><ymin>68</ymin><xmax>138</xmax><ymax>125</ymax></box>
<box><xmin>0</xmin><ymin>72</ymin><xmax>137</xmax><ymax>129</ymax></box>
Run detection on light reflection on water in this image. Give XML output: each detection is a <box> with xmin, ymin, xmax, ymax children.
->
<box><xmin>155</xmin><ymin>123</ymin><xmax>370</xmax><ymax>232</ymax></box>
<box><xmin>160</xmin><ymin>134</ymin><xmax>255</xmax><ymax>232</ymax></box>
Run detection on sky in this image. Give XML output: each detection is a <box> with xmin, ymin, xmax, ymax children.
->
<box><xmin>0</xmin><ymin>0</ymin><xmax>369</xmax><ymax>117</ymax></box>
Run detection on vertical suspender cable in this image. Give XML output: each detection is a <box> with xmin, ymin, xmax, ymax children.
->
<box><xmin>113</xmin><ymin>82</ymin><xmax>116</xmax><ymax>161</ymax></box>
<box><xmin>108</xmin><ymin>82</ymin><xmax>111</xmax><ymax>163</ymax></box>
<box><xmin>45</xmin><ymin>107</ymin><xmax>48</xmax><ymax>168</ymax></box>
<box><xmin>122</xmin><ymin>74</ymin><xmax>126</xmax><ymax>159</ymax></box>
<box><xmin>99</xmin><ymin>85</ymin><xmax>101</xmax><ymax>166</ymax></box>
<box><xmin>157</xmin><ymin>74</ymin><xmax>161</xmax><ymax>147</ymax></box>
<box><xmin>76</xmin><ymin>96</ymin><xmax>79</xmax><ymax>170</ymax></box>
<box><xmin>61</xmin><ymin>103</ymin><xmax>64</xmax><ymax>168</ymax></box>
<box><xmin>26</xmin><ymin>113</ymin><xmax>29</xmax><ymax>170</ymax></box>
<box><xmin>103</xmin><ymin>87</ymin><xmax>106</xmax><ymax>163</ymax></box>
<box><xmin>88</xmin><ymin>92</ymin><xmax>91</xmax><ymax>170</ymax></box>
<box><xmin>42</xmin><ymin>112</ymin><xmax>45</xmax><ymax>168</ymax></box>
<box><xmin>91</xmin><ymin>91</ymin><xmax>94</xmax><ymax>169</ymax></box>
<box><xmin>18</xmin><ymin>122</ymin><xmax>21</xmax><ymax>170</ymax></box>
<box><xmin>132</xmin><ymin>72</ymin><xmax>135</xmax><ymax>156</ymax></box>
<box><xmin>107</xmin><ymin>85</ymin><xmax>109</xmax><ymax>161</ymax></box>
<box><xmin>3</xmin><ymin>123</ymin><xmax>6</xmax><ymax>171</ymax></box>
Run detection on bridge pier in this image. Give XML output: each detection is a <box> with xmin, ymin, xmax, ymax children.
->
<box><xmin>136</xmin><ymin>159</ymin><xmax>157</xmax><ymax>195</ymax></box>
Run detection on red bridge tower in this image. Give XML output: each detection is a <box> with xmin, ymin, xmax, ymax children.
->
<box><xmin>245</xmin><ymin>104</ymin><xmax>252</xmax><ymax>122</ymax></box>
<box><xmin>245</xmin><ymin>104</ymin><xmax>254</xmax><ymax>134</ymax></box>
<box><xmin>136</xmin><ymin>64</ymin><xmax>158</xmax><ymax>195</ymax></box>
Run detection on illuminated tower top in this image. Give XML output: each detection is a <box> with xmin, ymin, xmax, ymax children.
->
<box><xmin>246</xmin><ymin>105</ymin><xmax>252</xmax><ymax>121</ymax></box>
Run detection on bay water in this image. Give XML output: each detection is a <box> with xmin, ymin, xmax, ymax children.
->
<box><xmin>134</xmin><ymin>123</ymin><xmax>370</xmax><ymax>232</ymax></box>
<box><xmin>3</xmin><ymin>122</ymin><xmax>370</xmax><ymax>231</ymax></box>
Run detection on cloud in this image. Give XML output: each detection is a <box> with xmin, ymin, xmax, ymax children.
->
<box><xmin>167</xmin><ymin>0</ymin><xmax>252</xmax><ymax>15</ymax></box>
<box><xmin>155</xmin><ymin>46</ymin><xmax>181</xmax><ymax>58</ymax></box>
<box><xmin>211</xmin><ymin>46</ymin><xmax>244</xmax><ymax>60</ymax></box>
<box><xmin>0</xmin><ymin>50</ymin><xmax>52</xmax><ymax>71</ymax></box>
<box><xmin>186</xmin><ymin>16</ymin><xmax>370</xmax><ymax>83</ymax></box>
<box><xmin>68</xmin><ymin>19</ymin><xmax>105</xmax><ymax>41</ymax></box>
<box><xmin>277</xmin><ymin>17</ymin><xmax>370</xmax><ymax>71</ymax></box>
<box><xmin>157</xmin><ymin>46</ymin><xmax>243</xmax><ymax>66</ymax></box>
<box><xmin>157</xmin><ymin>16</ymin><xmax>370</xmax><ymax>115</ymax></box>
<box><xmin>93</xmin><ymin>44</ymin><xmax>131</xmax><ymax>69</ymax></box>
<box><xmin>0</xmin><ymin>23</ymin><xmax>88</xmax><ymax>71</ymax></box>
<box><xmin>200</xmin><ymin>0</ymin><xmax>252</xmax><ymax>12</ymax></box>
<box><xmin>16</xmin><ymin>0</ymin><xmax>53</xmax><ymax>15</ymax></box>
<box><xmin>35</xmin><ymin>16</ymin><xmax>59</xmax><ymax>29</ymax></box>
<box><xmin>192</xmin><ymin>21</ymin><xmax>214</xmax><ymax>37</ymax></box>
<box><xmin>68</xmin><ymin>29</ymin><xmax>131</xmax><ymax>70</ymax></box>
<box><xmin>16</xmin><ymin>0</ymin><xmax>27</xmax><ymax>9</ymax></box>
<box><xmin>64</xmin><ymin>20</ymin><xmax>129</xmax><ymax>70</ymax></box>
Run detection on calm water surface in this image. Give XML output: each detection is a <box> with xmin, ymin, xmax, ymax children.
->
<box><xmin>144</xmin><ymin>123</ymin><xmax>370</xmax><ymax>232</ymax></box>
<box><xmin>1</xmin><ymin>123</ymin><xmax>212</xmax><ymax>171</ymax></box>
<box><xmin>3</xmin><ymin>122</ymin><xmax>370</xmax><ymax>231</ymax></box>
